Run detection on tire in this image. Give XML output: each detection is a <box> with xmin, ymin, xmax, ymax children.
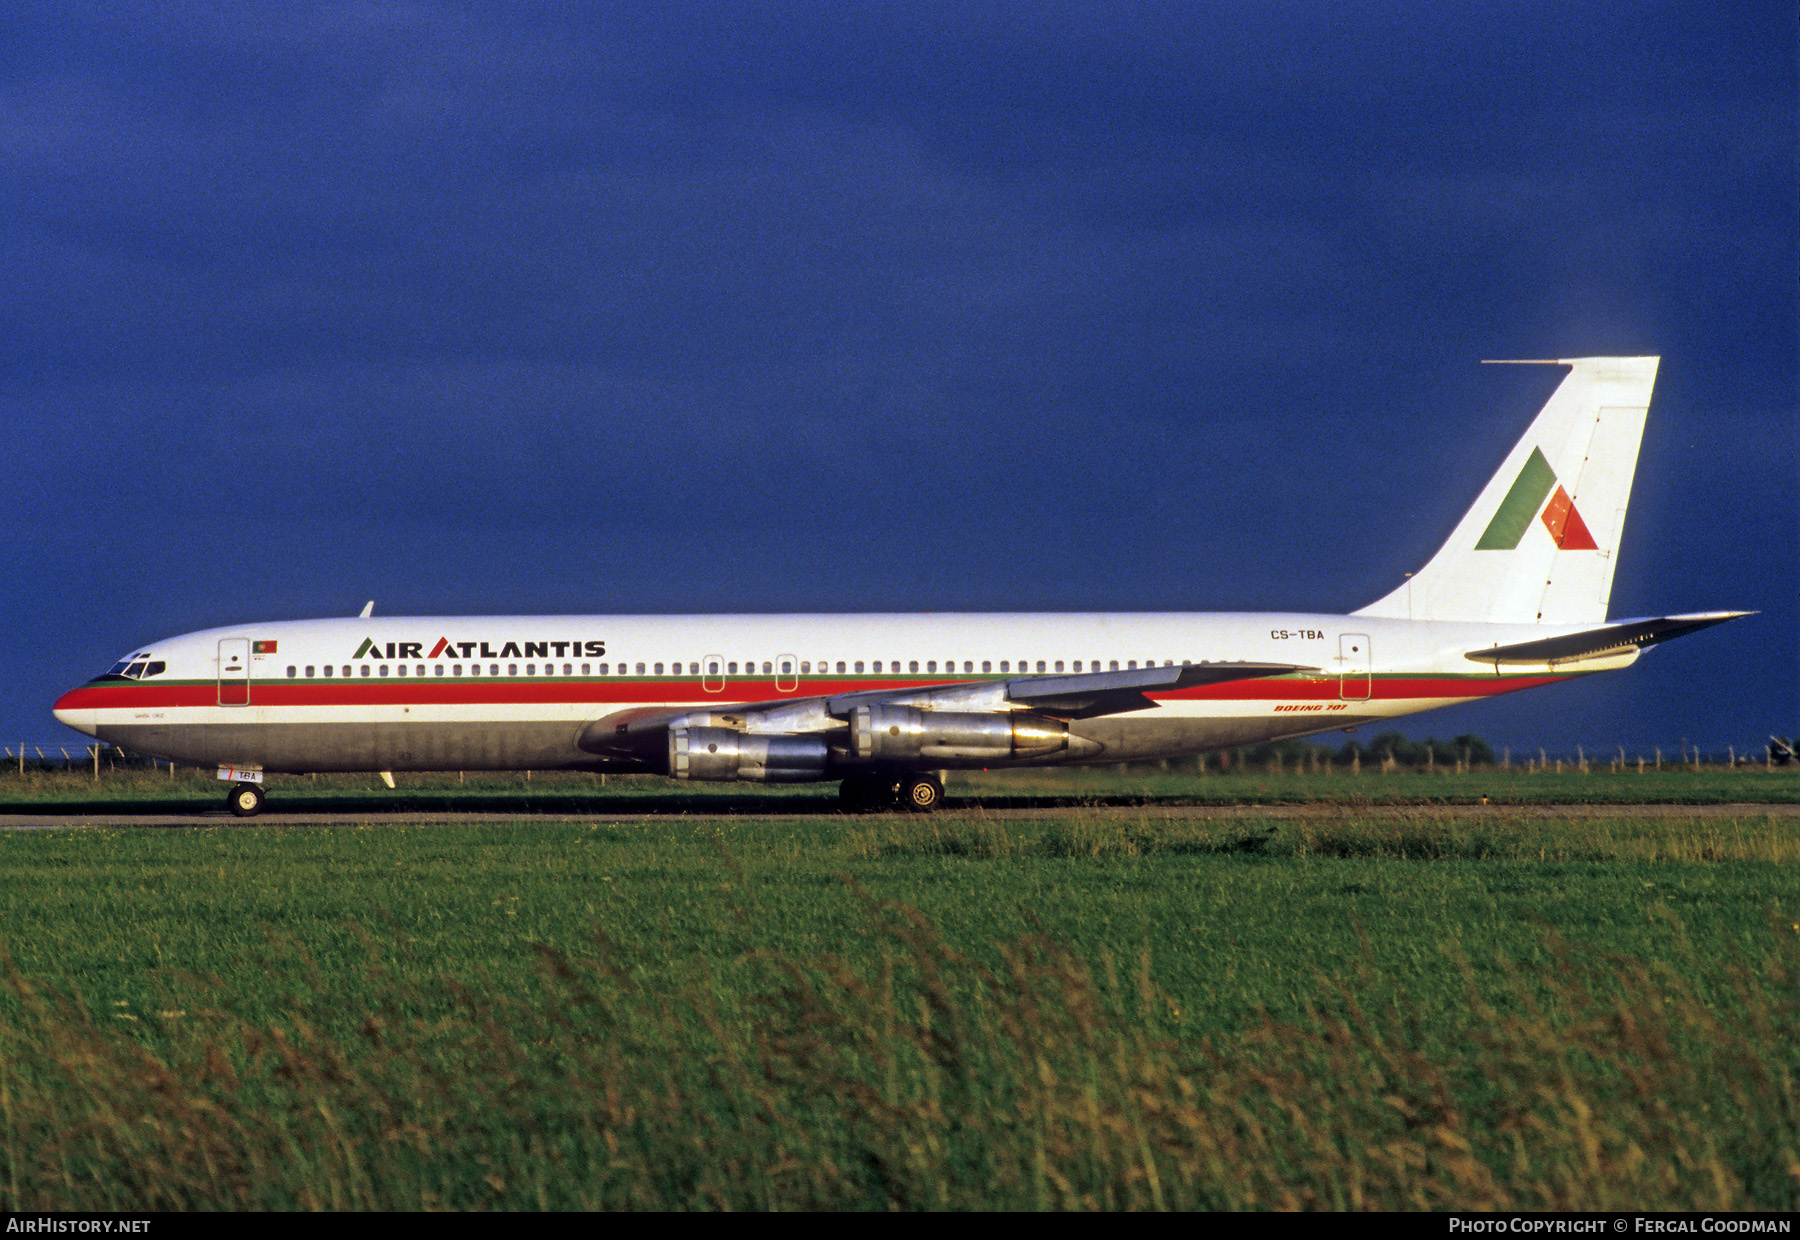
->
<box><xmin>227</xmin><ymin>782</ymin><xmax>264</xmax><ymax>817</ymax></box>
<box><xmin>900</xmin><ymin>773</ymin><xmax>944</xmax><ymax>813</ymax></box>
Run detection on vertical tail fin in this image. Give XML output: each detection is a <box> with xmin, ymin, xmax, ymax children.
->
<box><xmin>1356</xmin><ymin>356</ymin><xmax>1659</xmax><ymax>625</ymax></box>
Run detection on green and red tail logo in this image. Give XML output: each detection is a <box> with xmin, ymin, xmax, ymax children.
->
<box><xmin>1475</xmin><ymin>447</ymin><xmax>1597</xmax><ymax>551</ymax></box>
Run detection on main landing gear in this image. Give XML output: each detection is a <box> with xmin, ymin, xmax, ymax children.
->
<box><xmin>839</xmin><ymin>772</ymin><xmax>945</xmax><ymax>814</ymax></box>
<box><xmin>227</xmin><ymin>782</ymin><xmax>265</xmax><ymax>817</ymax></box>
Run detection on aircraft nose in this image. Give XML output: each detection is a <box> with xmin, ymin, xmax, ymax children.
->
<box><xmin>53</xmin><ymin>689</ymin><xmax>98</xmax><ymax>737</ymax></box>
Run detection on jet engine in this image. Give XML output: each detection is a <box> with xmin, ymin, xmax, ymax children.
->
<box><xmin>848</xmin><ymin>704</ymin><xmax>1094</xmax><ymax>764</ymax></box>
<box><xmin>668</xmin><ymin>726</ymin><xmax>829</xmax><ymax>782</ymax></box>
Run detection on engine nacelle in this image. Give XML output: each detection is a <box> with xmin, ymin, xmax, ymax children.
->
<box><xmin>849</xmin><ymin>704</ymin><xmax>1087</xmax><ymax>764</ymax></box>
<box><xmin>668</xmin><ymin>727</ymin><xmax>829</xmax><ymax>783</ymax></box>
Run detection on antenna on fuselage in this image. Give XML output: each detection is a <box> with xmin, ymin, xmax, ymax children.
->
<box><xmin>359</xmin><ymin>600</ymin><xmax>374</xmax><ymax>618</ymax></box>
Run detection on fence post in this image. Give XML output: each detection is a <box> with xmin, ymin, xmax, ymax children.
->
<box><xmin>92</xmin><ymin>745</ymin><xmax>99</xmax><ymax>781</ymax></box>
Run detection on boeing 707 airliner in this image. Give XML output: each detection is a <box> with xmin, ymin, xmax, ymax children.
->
<box><xmin>53</xmin><ymin>356</ymin><xmax>1745</xmax><ymax>815</ymax></box>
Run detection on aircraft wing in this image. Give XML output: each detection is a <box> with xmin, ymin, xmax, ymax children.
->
<box><xmin>945</xmin><ymin>660</ymin><xmax>1310</xmax><ymax>719</ymax></box>
<box><xmin>578</xmin><ymin>660</ymin><xmax>1315</xmax><ymax>758</ymax></box>
<box><xmin>1464</xmin><ymin>611</ymin><xmax>1751</xmax><ymax>666</ymax></box>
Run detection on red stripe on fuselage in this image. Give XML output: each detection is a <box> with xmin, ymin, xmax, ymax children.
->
<box><xmin>55</xmin><ymin>673</ymin><xmax>1573</xmax><ymax>713</ymax></box>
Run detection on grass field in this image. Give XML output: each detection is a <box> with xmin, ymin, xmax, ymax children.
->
<box><xmin>0</xmin><ymin>761</ymin><xmax>1792</xmax><ymax>814</ymax></box>
<box><xmin>0</xmin><ymin>806</ymin><xmax>1794</xmax><ymax>1210</ymax></box>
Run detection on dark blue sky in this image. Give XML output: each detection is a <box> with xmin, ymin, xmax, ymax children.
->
<box><xmin>4</xmin><ymin>1</ymin><xmax>1794</xmax><ymax>754</ymax></box>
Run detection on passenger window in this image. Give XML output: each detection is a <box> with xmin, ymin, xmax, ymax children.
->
<box><xmin>963</xmin><ymin>661</ymin><xmax>972</xmax><ymax>673</ymax></box>
<box><xmin>634</xmin><ymin>663</ymin><xmax>644</xmax><ymax>675</ymax></box>
<box><xmin>287</xmin><ymin>666</ymin><xmax>297</xmax><ymax>678</ymax></box>
<box><xmin>709</xmin><ymin>662</ymin><xmax>720</xmax><ymax>675</ymax></box>
<box><xmin>397</xmin><ymin>664</ymin><xmax>407</xmax><ymax>677</ymax></box>
<box><xmin>780</xmin><ymin>661</ymin><xmax>791</xmax><ymax>674</ymax></box>
<box><xmin>1054</xmin><ymin>661</ymin><xmax>1064</xmax><ymax>672</ymax></box>
<box><xmin>435</xmin><ymin>665</ymin><xmax>445</xmax><ymax>677</ymax></box>
<box><xmin>926</xmin><ymin>661</ymin><xmax>935</xmax><ymax>673</ymax></box>
<box><xmin>1127</xmin><ymin>660</ymin><xmax>1137</xmax><ymax>669</ymax></box>
<box><xmin>306</xmin><ymin>665</ymin><xmax>316</xmax><ymax>678</ymax></box>
<box><xmin>836</xmin><ymin>661</ymin><xmax>846</xmax><ymax>674</ymax></box>
<box><xmin>653</xmin><ymin>663</ymin><xmax>662</xmax><ymax>675</ymax></box>
<box><xmin>1072</xmin><ymin>661</ymin><xmax>1081</xmax><ymax>672</ymax></box>
<box><xmin>982</xmin><ymin>661</ymin><xmax>991</xmax><ymax>673</ymax></box>
<box><xmin>909</xmin><ymin>661</ymin><xmax>919</xmax><ymax>673</ymax></box>
<box><xmin>762</xmin><ymin>661</ymin><xmax>772</xmax><ymax>674</ymax></box>
<box><xmin>1110</xmin><ymin>660</ymin><xmax>1119</xmax><ymax>671</ymax></box>
<box><xmin>379</xmin><ymin>665</ymin><xmax>389</xmax><ymax>677</ymax></box>
<box><xmin>799</xmin><ymin>662</ymin><xmax>809</xmax><ymax>673</ymax></box>
<box><xmin>344</xmin><ymin>666</ymin><xmax>352</xmax><ymax>677</ymax></box>
<box><xmin>854</xmin><ymin>661</ymin><xmax>864</xmax><ymax>673</ymax></box>
<box><xmin>727</xmin><ymin>662</ymin><xmax>737</xmax><ymax>674</ymax></box>
<box><xmin>417</xmin><ymin>664</ymin><xmax>425</xmax><ymax>677</ymax></box>
<box><xmin>565</xmin><ymin>663</ymin><xmax>574</xmax><ymax>675</ymax></box>
<box><xmin>322</xmin><ymin>665</ymin><xmax>333</xmax><ymax>678</ymax></box>
<box><xmin>508</xmin><ymin>664</ymin><xmax>518</xmax><ymax>676</ymax></box>
<box><xmin>452</xmin><ymin>664</ymin><xmax>462</xmax><ymax>676</ymax></box>
<box><xmin>1037</xmin><ymin>661</ymin><xmax>1046</xmax><ymax>673</ymax></box>
<box><xmin>999</xmin><ymin>661</ymin><xmax>1009</xmax><ymax>672</ymax></box>
<box><xmin>581</xmin><ymin>663</ymin><xmax>590</xmax><ymax>675</ymax></box>
<box><xmin>688</xmin><ymin>663</ymin><xmax>696</xmax><ymax>675</ymax></box>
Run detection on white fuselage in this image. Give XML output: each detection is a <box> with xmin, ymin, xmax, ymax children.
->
<box><xmin>53</xmin><ymin>611</ymin><xmax>1612</xmax><ymax>775</ymax></box>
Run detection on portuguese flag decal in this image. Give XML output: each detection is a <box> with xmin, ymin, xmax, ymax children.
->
<box><xmin>1475</xmin><ymin>447</ymin><xmax>1598</xmax><ymax>551</ymax></box>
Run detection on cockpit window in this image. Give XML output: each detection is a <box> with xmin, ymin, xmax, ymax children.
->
<box><xmin>125</xmin><ymin>662</ymin><xmax>147</xmax><ymax>678</ymax></box>
<box><xmin>103</xmin><ymin>659</ymin><xmax>167</xmax><ymax>681</ymax></box>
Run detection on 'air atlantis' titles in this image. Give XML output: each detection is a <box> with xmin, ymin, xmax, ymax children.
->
<box><xmin>351</xmin><ymin>638</ymin><xmax>606</xmax><ymax>660</ymax></box>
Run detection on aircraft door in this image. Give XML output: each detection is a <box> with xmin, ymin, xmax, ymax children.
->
<box><xmin>1338</xmin><ymin>633</ymin><xmax>1371</xmax><ymax>701</ymax></box>
<box><xmin>776</xmin><ymin>653</ymin><xmax>799</xmax><ymax>693</ymax></box>
<box><xmin>218</xmin><ymin>638</ymin><xmax>251</xmax><ymax>706</ymax></box>
<box><xmin>703</xmin><ymin>654</ymin><xmax>724</xmax><ymax>693</ymax></box>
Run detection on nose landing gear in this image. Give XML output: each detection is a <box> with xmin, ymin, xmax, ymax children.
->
<box><xmin>227</xmin><ymin>782</ymin><xmax>265</xmax><ymax>817</ymax></box>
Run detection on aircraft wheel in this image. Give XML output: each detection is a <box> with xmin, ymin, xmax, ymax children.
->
<box><xmin>227</xmin><ymin>782</ymin><xmax>265</xmax><ymax>818</ymax></box>
<box><xmin>900</xmin><ymin>773</ymin><xmax>944</xmax><ymax>813</ymax></box>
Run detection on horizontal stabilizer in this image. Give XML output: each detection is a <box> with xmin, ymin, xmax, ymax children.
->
<box><xmin>1464</xmin><ymin>611</ymin><xmax>1750</xmax><ymax>666</ymax></box>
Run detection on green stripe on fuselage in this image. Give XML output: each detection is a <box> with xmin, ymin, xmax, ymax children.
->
<box><xmin>1474</xmin><ymin>447</ymin><xmax>1556</xmax><ymax>550</ymax></box>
